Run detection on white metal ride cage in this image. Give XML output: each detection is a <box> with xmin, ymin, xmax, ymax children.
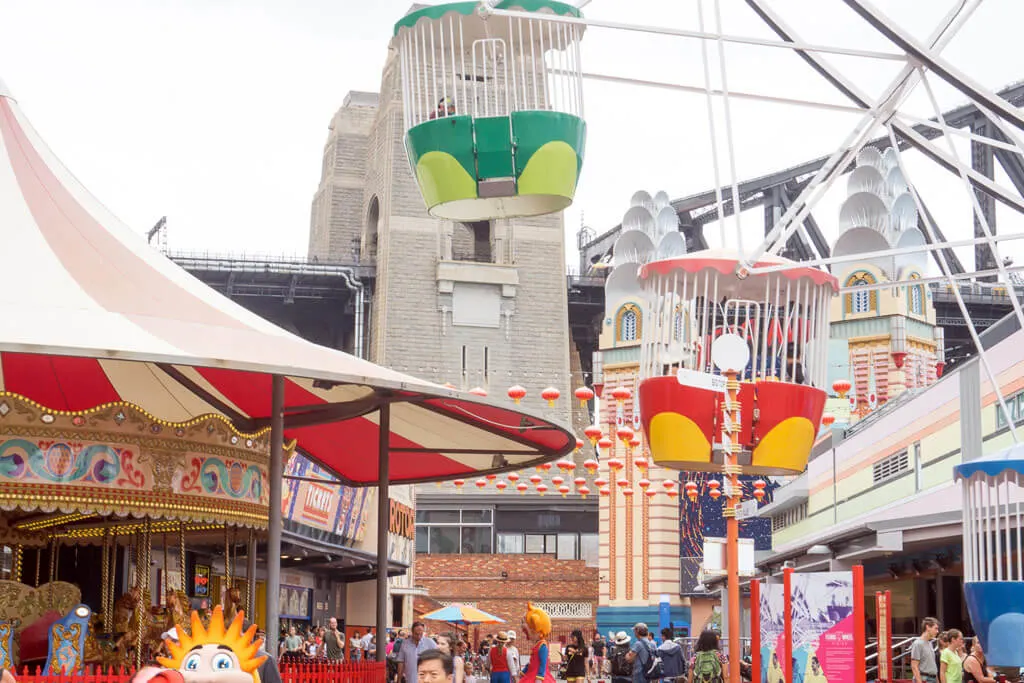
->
<box><xmin>637</xmin><ymin>253</ymin><xmax>834</xmax><ymax>389</ymax></box>
<box><xmin>959</xmin><ymin>462</ymin><xmax>1024</xmax><ymax>585</ymax></box>
<box><xmin>396</xmin><ymin>8</ymin><xmax>584</xmax><ymax>130</ymax></box>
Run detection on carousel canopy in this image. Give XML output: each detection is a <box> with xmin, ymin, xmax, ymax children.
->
<box><xmin>954</xmin><ymin>443</ymin><xmax>1024</xmax><ymax>481</ymax></box>
<box><xmin>0</xmin><ymin>80</ymin><xmax>574</xmax><ymax>485</ymax></box>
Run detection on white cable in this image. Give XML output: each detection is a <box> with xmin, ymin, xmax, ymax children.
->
<box><xmin>920</xmin><ymin>70</ymin><xmax>1024</xmax><ymax>335</ymax></box>
<box><xmin>711</xmin><ymin>0</ymin><xmax>745</xmax><ymax>257</ymax></box>
<box><xmin>695</xmin><ymin>0</ymin><xmax>728</xmax><ymax>248</ymax></box>
<box><xmin>887</xmin><ymin>126</ymin><xmax>1018</xmax><ymax>443</ymax></box>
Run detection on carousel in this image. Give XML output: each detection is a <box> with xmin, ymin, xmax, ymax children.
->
<box><xmin>0</xmin><ymin>75</ymin><xmax>575</xmax><ymax>674</ymax></box>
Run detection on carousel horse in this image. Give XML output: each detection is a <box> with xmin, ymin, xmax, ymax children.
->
<box><xmin>223</xmin><ymin>587</ymin><xmax>242</xmax><ymax>625</ymax></box>
<box><xmin>165</xmin><ymin>589</ymin><xmax>190</xmax><ymax>635</ymax></box>
<box><xmin>155</xmin><ymin>605</ymin><xmax>266</xmax><ymax>682</ymax></box>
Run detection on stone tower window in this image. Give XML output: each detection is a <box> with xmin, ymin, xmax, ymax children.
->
<box><xmin>365</xmin><ymin>196</ymin><xmax>380</xmax><ymax>261</ymax></box>
<box><xmin>453</xmin><ymin>221</ymin><xmax>494</xmax><ymax>263</ymax></box>
<box><xmin>616</xmin><ymin>303</ymin><xmax>642</xmax><ymax>342</ymax></box>
<box><xmin>844</xmin><ymin>271</ymin><xmax>877</xmax><ymax>315</ymax></box>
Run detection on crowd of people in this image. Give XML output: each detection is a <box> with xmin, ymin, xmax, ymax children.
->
<box><xmin>912</xmin><ymin>617</ymin><xmax>1002</xmax><ymax>683</ymax></box>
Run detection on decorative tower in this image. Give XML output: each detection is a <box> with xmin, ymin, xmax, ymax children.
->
<box><xmin>829</xmin><ymin>146</ymin><xmax>945</xmax><ymax>423</ymax></box>
<box><xmin>595</xmin><ymin>191</ymin><xmax>689</xmax><ymax>636</ymax></box>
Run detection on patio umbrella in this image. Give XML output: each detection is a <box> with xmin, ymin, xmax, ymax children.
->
<box><xmin>421</xmin><ymin>604</ymin><xmax>506</xmax><ymax>625</ymax></box>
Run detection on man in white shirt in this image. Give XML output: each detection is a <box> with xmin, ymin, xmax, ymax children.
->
<box><xmin>506</xmin><ymin>630</ymin><xmax>521</xmax><ymax>681</ymax></box>
<box><xmin>361</xmin><ymin>630</ymin><xmax>375</xmax><ymax>661</ymax></box>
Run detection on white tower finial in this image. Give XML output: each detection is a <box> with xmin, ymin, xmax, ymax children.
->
<box><xmin>0</xmin><ymin>76</ymin><xmax>12</xmax><ymax>100</ymax></box>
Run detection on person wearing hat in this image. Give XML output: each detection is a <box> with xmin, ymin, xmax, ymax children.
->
<box><xmin>609</xmin><ymin>632</ymin><xmax>633</xmax><ymax>683</ymax></box>
<box><xmin>490</xmin><ymin>631</ymin><xmax>512</xmax><ymax>683</ymax></box>
<box><xmin>506</xmin><ymin>631</ymin><xmax>521</xmax><ymax>681</ymax></box>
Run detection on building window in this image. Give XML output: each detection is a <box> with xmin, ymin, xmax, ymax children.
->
<box><xmin>453</xmin><ymin>221</ymin><xmax>494</xmax><ymax>263</ymax></box>
<box><xmin>415</xmin><ymin>509</ymin><xmax>493</xmax><ymax>554</ymax></box>
<box><xmin>500</xmin><ymin>532</ymin><xmax>594</xmax><ymax>562</ymax></box>
<box><xmin>771</xmin><ymin>502</ymin><xmax>808</xmax><ymax>532</ymax></box>
<box><xmin>996</xmin><ymin>390</ymin><xmax>1024</xmax><ymax>428</ymax></box>
<box><xmin>910</xmin><ymin>286</ymin><xmax>923</xmax><ymax>314</ymax></box>
<box><xmin>616</xmin><ymin>303</ymin><xmax>642</xmax><ymax>342</ymax></box>
<box><xmin>872</xmin><ymin>449</ymin><xmax>910</xmax><ymax>484</ymax></box>
<box><xmin>844</xmin><ymin>271</ymin><xmax>878</xmax><ymax>315</ymax></box>
<box><xmin>530</xmin><ymin>602</ymin><xmax>594</xmax><ymax>619</ymax></box>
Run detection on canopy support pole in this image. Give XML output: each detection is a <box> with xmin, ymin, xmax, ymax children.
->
<box><xmin>247</xmin><ymin>529</ymin><xmax>257</xmax><ymax>618</ymax></box>
<box><xmin>376</xmin><ymin>401</ymin><xmax>391</xmax><ymax>662</ymax></box>
<box><xmin>266</xmin><ymin>375</ymin><xmax>285</xmax><ymax>650</ymax></box>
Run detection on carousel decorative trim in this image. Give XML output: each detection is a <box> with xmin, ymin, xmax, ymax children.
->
<box><xmin>624</xmin><ymin>410</ymin><xmax>634</xmax><ymax>601</ymax></box>
<box><xmin>0</xmin><ymin>392</ymin><xmax>271</xmax><ymax>440</ymax></box>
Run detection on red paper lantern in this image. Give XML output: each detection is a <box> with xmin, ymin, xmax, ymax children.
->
<box><xmin>517</xmin><ymin>483</ymin><xmax>529</xmax><ymax>494</ymax></box>
<box><xmin>574</xmin><ymin>386</ymin><xmax>595</xmax><ymax>406</ymax></box>
<box><xmin>684</xmin><ymin>481</ymin><xmax>698</xmax><ymax>501</ymax></box>
<box><xmin>575</xmin><ymin>438</ymin><xmax>584</xmax><ymax>452</ymax></box>
<box><xmin>475</xmin><ymin>478</ymin><xmax>487</xmax><ymax>490</ymax></box>
<box><xmin>552</xmin><ymin>476</ymin><xmax>565</xmax><ymax>487</ymax></box>
<box><xmin>508</xmin><ymin>472</ymin><xmax>520</xmax><ymax>483</ymax></box>
<box><xmin>662</xmin><ymin>480</ymin><xmax>676</xmax><ymax>490</ymax></box>
<box><xmin>832</xmin><ymin>379</ymin><xmax>851</xmax><ymax>397</ymax></box>
<box><xmin>556</xmin><ymin>459</ymin><xmax>575</xmax><ymax>472</ymax></box>
<box><xmin>574</xmin><ymin>477</ymin><xmax>587</xmax><ymax>488</ymax></box>
<box><xmin>646</xmin><ymin>489</ymin><xmax>658</xmax><ymax>499</ymax></box>
<box><xmin>578</xmin><ymin>486</ymin><xmax>591</xmax><ymax>498</ymax></box>
<box><xmin>529</xmin><ymin>474</ymin><xmax>542</xmax><ymax>485</ymax></box>
<box><xmin>616</xmin><ymin>426</ymin><xmax>634</xmax><ymax>442</ymax></box>
<box><xmin>892</xmin><ymin>352</ymin><xmax>907</xmax><ymax>369</ymax></box>
<box><xmin>599</xmin><ymin>488</ymin><xmax>611</xmax><ymax>497</ymax></box>
<box><xmin>621</xmin><ymin>488</ymin><xmax>635</xmax><ymax>498</ymax></box>
<box><xmin>634</xmin><ymin>457</ymin><xmax>649</xmax><ymax>471</ymax></box>
<box><xmin>558</xmin><ymin>485</ymin><xmax>570</xmax><ymax>498</ymax></box>
<box><xmin>594</xmin><ymin>477</ymin><xmax>609</xmax><ymax>488</ymax></box>
<box><xmin>616</xmin><ymin>477</ymin><xmax>630</xmax><ymax>488</ymax></box>
<box><xmin>454</xmin><ymin>479</ymin><xmax>465</xmax><ymax>491</ymax></box>
<box><xmin>584</xmin><ymin>425</ymin><xmax>603</xmax><ymax>446</ymax></box>
<box><xmin>496</xmin><ymin>480</ymin><xmax>508</xmax><ymax>493</ymax></box>
<box><xmin>608</xmin><ymin>458</ymin><xmax>624</xmax><ymax>471</ymax></box>
<box><xmin>821</xmin><ymin>413</ymin><xmax>836</xmax><ymax>428</ymax></box>
<box><xmin>611</xmin><ymin>386</ymin><xmax>632</xmax><ymax>403</ymax></box>
<box><xmin>507</xmin><ymin>385</ymin><xmax>527</xmax><ymax>404</ymax></box>
<box><xmin>598</xmin><ymin>436</ymin><xmax>613</xmax><ymax>453</ymax></box>
<box><xmin>583</xmin><ymin>459</ymin><xmax>600</xmax><ymax>474</ymax></box>
<box><xmin>629</xmin><ymin>435</ymin><xmax>643</xmax><ymax>450</ymax></box>
<box><xmin>637</xmin><ymin>478</ymin><xmax>651</xmax><ymax>490</ymax></box>
<box><xmin>537</xmin><ymin>462</ymin><xmax>552</xmax><ymax>473</ymax></box>
<box><xmin>469</xmin><ymin>387</ymin><xmax>488</xmax><ymax>397</ymax></box>
<box><xmin>537</xmin><ymin>484</ymin><xmax>548</xmax><ymax>496</ymax></box>
<box><xmin>486</xmin><ymin>473</ymin><xmax>498</xmax><ymax>481</ymax></box>
<box><xmin>666</xmin><ymin>490</ymin><xmax>679</xmax><ymax>499</ymax></box>
<box><xmin>753</xmin><ymin>488</ymin><xmax>765</xmax><ymax>502</ymax></box>
<box><xmin>708</xmin><ymin>480</ymin><xmax>722</xmax><ymax>500</ymax></box>
<box><xmin>541</xmin><ymin>387</ymin><xmax>561</xmax><ymax>407</ymax></box>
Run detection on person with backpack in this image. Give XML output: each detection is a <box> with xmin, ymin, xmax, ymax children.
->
<box><xmin>610</xmin><ymin>632</ymin><xmax>633</xmax><ymax>683</ymax></box>
<box><xmin>626</xmin><ymin>623</ymin><xmax>663</xmax><ymax>683</ymax></box>
<box><xmin>687</xmin><ymin>631</ymin><xmax>727</xmax><ymax>683</ymax></box>
<box><xmin>657</xmin><ymin>628</ymin><xmax>686</xmax><ymax>682</ymax></box>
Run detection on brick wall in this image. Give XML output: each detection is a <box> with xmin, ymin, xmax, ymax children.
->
<box><xmin>414</xmin><ymin>554</ymin><xmax>599</xmax><ymax>642</ymax></box>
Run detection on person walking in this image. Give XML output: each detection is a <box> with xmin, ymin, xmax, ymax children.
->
<box><xmin>419</xmin><ymin>649</ymin><xmax>455</xmax><ymax>683</ymax></box>
<box><xmin>939</xmin><ymin>630</ymin><xmax>965</xmax><ymax>683</ymax></box>
<box><xmin>398</xmin><ymin>621</ymin><xmax>439</xmax><ymax>683</ymax></box>
<box><xmin>490</xmin><ymin>631</ymin><xmax>512</xmax><ymax>683</ymax></box>
<box><xmin>687</xmin><ymin>631</ymin><xmax>726</xmax><ymax>683</ymax></box>
<box><xmin>324</xmin><ymin>618</ymin><xmax>345</xmax><ymax>662</ymax></box>
<box><xmin>962</xmin><ymin>639</ymin><xmax>996</xmax><ymax>683</ymax></box>
<box><xmin>507</xmin><ymin>631</ymin><xmax>521</xmax><ymax>682</ymax></box>
<box><xmin>912</xmin><ymin>618</ymin><xmax>941</xmax><ymax>683</ymax></box>
<box><xmin>592</xmin><ymin>634</ymin><xmax>607</xmax><ymax>681</ymax></box>
<box><xmin>625</xmin><ymin>624</ymin><xmax>657</xmax><ymax>683</ymax></box>
<box><xmin>564</xmin><ymin>630</ymin><xmax>589</xmax><ymax>683</ymax></box>
<box><xmin>609</xmin><ymin>632</ymin><xmax>633</xmax><ymax>683</ymax></box>
<box><xmin>657</xmin><ymin>628</ymin><xmax>686</xmax><ymax>683</ymax></box>
<box><xmin>437</xmin><ymin>633</ymin><xmax>466</xmax><ymax>683</ymax></box>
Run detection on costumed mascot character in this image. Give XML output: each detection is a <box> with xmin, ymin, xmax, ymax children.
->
<box><xmin>132</xmin><ymin>605</ymin><xmax>267</xmax><ymax>683</ymax></box>
<box><xmin>519</xmin><ymin>603</ymin><xmax>556</xmax><ymax>683</ymax></box>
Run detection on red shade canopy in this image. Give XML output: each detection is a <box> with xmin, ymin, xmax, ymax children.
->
<box><xmin>0</xmin><ymin>81</ymin><xmax>574</xmax><ymax>485</ymax></box>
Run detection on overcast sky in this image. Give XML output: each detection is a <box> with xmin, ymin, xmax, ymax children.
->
<box><xmin>2</xmin><ymin>0</ymin><xmax>1021</xmax><ymax>272</ymax></box>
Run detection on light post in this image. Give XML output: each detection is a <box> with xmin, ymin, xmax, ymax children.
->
<box><xmin>712</xmin><ymin>335</ymin><xmax>750</xmax><ymax>683</ymax></box>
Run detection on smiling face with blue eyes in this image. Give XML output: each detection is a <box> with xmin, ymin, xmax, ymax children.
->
<box><xmin>178</xmin><ymin>644</ymin><xmax>255</xmax><ymax>683</ymax></box>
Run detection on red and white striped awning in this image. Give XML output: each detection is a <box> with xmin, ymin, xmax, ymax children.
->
<box><xmin>0</xmin><ymin>80</ymin><xmax>573</xmax><ymax>484</ymax></box>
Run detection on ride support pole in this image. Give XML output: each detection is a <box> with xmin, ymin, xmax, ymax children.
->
<box><xmin>723</xmin><ymin>369</ymin><xmax>741</xmax><ymax>683</ymax></box>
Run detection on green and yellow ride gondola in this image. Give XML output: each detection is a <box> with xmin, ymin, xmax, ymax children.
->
<box><xmin>393</xmin><ymin>1</ymin><xmax>587</xmax><ymax>220</ymax></box>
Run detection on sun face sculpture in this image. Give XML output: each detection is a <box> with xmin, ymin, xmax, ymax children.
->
<box><xmin>157</xmin><ymin>606</ymin><xmax>266</xmax><ymax>683</ymax></box>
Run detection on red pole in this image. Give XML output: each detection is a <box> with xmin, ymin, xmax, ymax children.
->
<box><xmin>750</xmin><ymin>579</ymin><xmax>761</xmax><ymax>683</ymax></box>
<box><xmin>853</xmin><ymin>565</ymin><xmax>866</xmax><ymax>683</ymax></box>
<box><xmin>783</xmin><ymin>568</ymin><xmax>793</xmax><ymax>683</ymax></box>
<box><xmin>884</xmin><ymin>590</ymin><xmax>893</xmax><ymax>683</ymax></box>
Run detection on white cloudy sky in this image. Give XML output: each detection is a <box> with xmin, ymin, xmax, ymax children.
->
<box><xmin>1</xmin><ymin>0</ymin><xmax>1021</xmax><ymax>273</ymax></box>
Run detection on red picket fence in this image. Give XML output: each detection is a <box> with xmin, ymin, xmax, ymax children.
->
<box><xmin>281</xmin><ymin>661</ymin><xmax>387</xmax><ymax>683</ymax></box>
<box><xmin>9</xmin><ymin>661</ymin><xmax>386</xmax><ymax>683</ymax></box>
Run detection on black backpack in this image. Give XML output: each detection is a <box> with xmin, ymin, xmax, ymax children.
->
<box><xmin>638</xmin><ymin>641</ymin><xmax>665</xmax><ymax>681</ymax></box>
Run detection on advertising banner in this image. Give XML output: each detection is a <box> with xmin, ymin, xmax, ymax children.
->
<box><xmin>760</xmin><ymin>582</ymin><xmax>787</xmax><ymax>683</ymax></box>
<box><xmin>790</xmin><ymin>572</ymin><xmax>855</xmax><ymax>683</ymax></box>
